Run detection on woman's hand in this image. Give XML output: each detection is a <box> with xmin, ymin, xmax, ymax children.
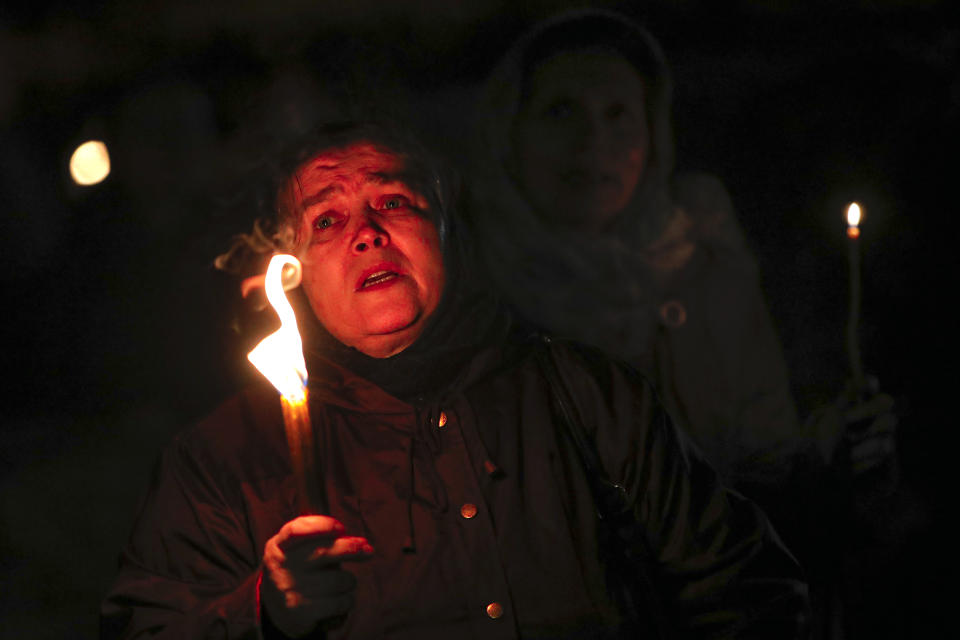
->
<box><xmin>260</xmin><ymin>515</ymin><xmax>374</xmax><ymax>638</ymax></box>
<box><xmin>841</xmin><ymin>391</ymin><xmax>898</xmax><ymax>475</ymax></box>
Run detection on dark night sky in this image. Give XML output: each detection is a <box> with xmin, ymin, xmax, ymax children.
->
<box><xmin>1</xmin><ymin>1</ymin><xmax>955</xmax><ymax>637</ymax></box>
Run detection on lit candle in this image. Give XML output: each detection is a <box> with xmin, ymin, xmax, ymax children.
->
<box><xmin>247</xmin><ymin>254</ymin><xmax>320</xmax><ymax>514</ymax></box>
<box><xmin>845</xmin><ymin>202</ymin><xmax>865</xmax><ymax>392</ymax></box>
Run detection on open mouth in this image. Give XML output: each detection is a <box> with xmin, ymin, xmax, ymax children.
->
<box><xmin>360</xmin><ymin>270</ymin><xmax>399</xmax><ymax>289</ymax></box>
<box><xmin>356</xmin><ymin>262</ymin><xmax>405</xmax><ymax>291</ymax></box>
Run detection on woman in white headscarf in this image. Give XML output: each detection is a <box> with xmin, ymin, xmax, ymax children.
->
<box><xmin>461</xmin><ymin>11</ymin><xmax>906</xmax><ymax>639</ymax></box>
<box><xmin>464</xmin><ymin>9</ymin><xmax>822</xmax><ymax>490</ymax></box>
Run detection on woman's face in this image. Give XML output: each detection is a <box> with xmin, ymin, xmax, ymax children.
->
<box><xmin>291</xmin><ymin>142</ymin><xmax>446</xmax><ymax>358</ymax></box>
<box><xmin>511</xmin><ymin>48</ymin><xmax>650</xmax><ymax>230</ymax></box>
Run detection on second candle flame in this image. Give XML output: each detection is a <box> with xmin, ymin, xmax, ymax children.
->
<box><xmin>846</xmin><ymin>202</ymin><xmax>862</xmax><ymax>239</ymax></box>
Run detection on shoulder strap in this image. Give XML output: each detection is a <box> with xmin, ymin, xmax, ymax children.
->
<box><xmin>535</xmin><ymin>336</ymin><xmax>670</xmax><ymax>639</ymax></box>
<box><xmin>534</xmin><ymin>337</ymin><xmax>631</xmax><ymax>519</ymax></box>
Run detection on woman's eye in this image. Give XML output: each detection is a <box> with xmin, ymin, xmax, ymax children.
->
<box><xmin>313</xmin><ymin>214</ymin><xmax>336</xmax><ymax>230</ymax></box>
<box><xmin>380</xmin><ymin>196</ymin><xmax>408</xmax><ymax>210</ymax></box>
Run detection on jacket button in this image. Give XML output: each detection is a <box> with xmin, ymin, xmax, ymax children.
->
<box><xmin>486</xmin><ymin>602</ymin><xmax>503</xmax><ymax>619</ymax></box>
<box><xmin>659</xmin><ymin>299</ymin><xmax>687</xmax><ymax>327</ymax></box>
<box><xmin>460</xmin><ymin>503</ymin><xmax>478</xmax><ymax>519</ymax></box>
<box><xmin>437</xmin><ymin>411</ymin><xmax>447</xmax><ymax>428</ymax></box>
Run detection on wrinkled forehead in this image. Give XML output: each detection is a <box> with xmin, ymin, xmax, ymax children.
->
<box><xmin>293</xmin><ymin>142</ymin><xmax>407</xmax><ymax>198</ymax></box>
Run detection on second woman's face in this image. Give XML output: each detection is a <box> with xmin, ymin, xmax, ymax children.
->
<box><xmin>511</xmin><ymin>48</ymin><xmax>650</xmax><ymax>230</ymax></box>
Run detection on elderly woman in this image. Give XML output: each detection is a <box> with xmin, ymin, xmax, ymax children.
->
<box><xmin>101</xmin><ymin>123</ymin><xmax>807</xmax><ymax>639</ymax></box>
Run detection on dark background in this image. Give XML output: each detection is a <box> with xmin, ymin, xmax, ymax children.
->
<box><xmin>1</xmin><ymin>1</ymin><xmax>955</xmax><ymax>637</ymax></box>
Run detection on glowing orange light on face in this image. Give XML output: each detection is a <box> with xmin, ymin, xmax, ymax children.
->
<box><xmin>292</xmin><ymin>143</ymin><xmax>445</xmax><ymax>358</ymax></box>
<box><xmin>846</xmin><ymin>202</ymin><xmax>862</xmax><ymax>239</ymax></box>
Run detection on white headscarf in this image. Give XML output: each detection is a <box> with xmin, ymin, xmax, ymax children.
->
<box><xmin>465</xmin><ymin>9</ymin><xmax>712</xmax><ymax>364</ymax></box>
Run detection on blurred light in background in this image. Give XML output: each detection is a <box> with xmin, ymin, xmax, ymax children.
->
<box><xmin>69</xmin><ymin>140</ymin><xmax>110</xmax><ymax>185</ymax></box>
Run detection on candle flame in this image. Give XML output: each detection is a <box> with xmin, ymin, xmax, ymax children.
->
<box><xmin>846</xmin><ymin>202</ymin><xmax>862</xmax><ymax>239</ymax></box>
<box><xmin>846</xmin><ymin>202</ymin><xmax>862</xmax><ymax>227</ymax></box>
<box><xmin>247</xmin><ymin>254</ymin><xmax>308</xmax><ymax>403</ymax></box>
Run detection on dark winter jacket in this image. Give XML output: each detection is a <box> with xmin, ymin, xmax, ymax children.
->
<box><xmin>101</xmin><ymin>335</ymin><xmax>809</xmax><ymax>639</ymax></box>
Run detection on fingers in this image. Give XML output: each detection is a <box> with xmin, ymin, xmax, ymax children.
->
<box><xmin>279</xmin><ymin>536</ymin><xmax>373</xmax><ymax>571</ymax></box>
<box><xmin>265</xmin><ymin>516</ymin><xmax>374</xmax><ymax>577</ymax></box>
<box><xmin>261</xmin><ymin>516</ymin><xmax>371</xmax><ymax>639</ymax></box>
<box><xmin>845</xmin><ymin>412</ymin><xmax>898</xmax><ymax>446</ymax></box>
<box><xmin>264</xmin><ymin>517</ymin><xmax>341</xmax><ymax>575</ymax></box>
<box><xmin>850</xmin><ymin>433</ymin><xmax>896</xmax><ymax>472</ymax></box>
<box><xmin>853</xmin><ymin>454</ymin><xmax>888</xmax><ymax>475</ymax></box>
<box><xmin>305</xmin><ymin>536</ymin><xmax>375</xmax><ymax>563</ymax></box>
<box><xmin>838</xmin><ymin>390</ymin><xmax>898</xmax><ymax>474</ymax></box>
<box><xmin>843</xmin><ymin>393</ymin><xmax>894</xmax><ymax>423</ymax></box>
<box><xmin>276</xmin><ymin>515</ymin><xmax>347</xmax><ymax>549</ymax></box>
<box><xmin>273</xmin><ymin>517</ymin><xmax>373</xmax><ymax>559</ymax></box>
